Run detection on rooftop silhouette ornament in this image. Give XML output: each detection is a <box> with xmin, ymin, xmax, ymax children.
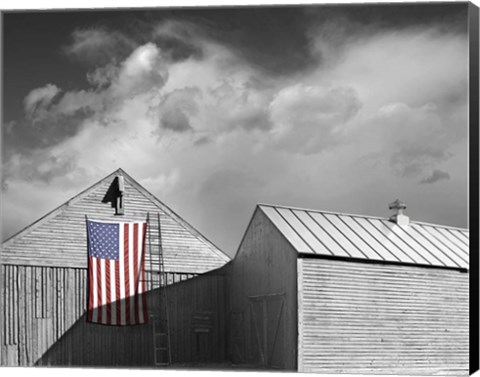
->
<box><xmin>388</xmin><ymin>199</ymin><xmax>409</xmax><ymax>226</ymax></box>
<box><xmin>102</xmin><ymin>173</ymin><xmax>125</xmax><ymax>215</ymax></box>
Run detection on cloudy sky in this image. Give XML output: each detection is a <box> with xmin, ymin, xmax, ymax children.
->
<box><xmin>1</xmin><ymin>2</ymin><xmax>470</xmax><ymax>257</ymax></box>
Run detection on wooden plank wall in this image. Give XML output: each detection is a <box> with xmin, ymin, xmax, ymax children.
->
<box><xmin>0</xmin><ymin>263</ymin><xmax>227</xmax><ymax>367</ymax></box>
<box><xmin>1</xmin><ymin>264</ymin><xmax>86</xmax><ymax>366</ymax></box>
<box><xmin>297</xmin><ymin>258</ymin><xmax>469</xmax><ymax>375</ymax></box>
<box><xmin>160</xmin><ymin>267</ymin><xmax>229</xmax><ymax>364</ymax></box>
<box><xmin>229</xmin><ymin>208</ymin><xmax>298</xmax><ymax>370</ymax></box>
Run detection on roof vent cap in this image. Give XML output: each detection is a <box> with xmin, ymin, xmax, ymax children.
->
<box><xmin>388</xmin><ymin>199</ymin><xmax>409</xmax><ymax>226</ymax></box>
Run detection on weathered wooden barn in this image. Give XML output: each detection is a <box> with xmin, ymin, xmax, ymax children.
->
<box><xmin>229</xmin><ymin>203</ymin><xmax>469</xmax><ymax>375</ymax></box>
<box><xmin>0</xmin><ymin>168</ymin><xmax>230</xmax><ymax>367</ymax></box>
<box><xmin>1</xmin><ymin>170</ymin><xmax>470</xmax><ymax>374</ymax></box>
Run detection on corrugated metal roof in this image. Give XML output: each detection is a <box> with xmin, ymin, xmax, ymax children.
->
<box><xmin>259</xmin><ymin>204</ymin><xmax>469</xmax><ymax>269</ymax></box>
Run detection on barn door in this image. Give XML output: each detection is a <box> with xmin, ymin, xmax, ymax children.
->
<box><xmin>247</xmin><ymin>293</ymin><xmax>285</xmax><ymax>369</ymax></box>
<box><xmin>191</xmin><ymin>311</ymin><xmax>213</xmax><ymax>362</ymax></box>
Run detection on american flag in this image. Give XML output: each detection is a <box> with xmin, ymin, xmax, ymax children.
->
<box><xmin>86</xmin><ymin>219</ymin><xmax>148</xmax><ymax>325</ymax></box>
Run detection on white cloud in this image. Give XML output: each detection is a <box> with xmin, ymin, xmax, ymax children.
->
<box><xmin>313</xmin><ymin>28</ymin><xmax>468</xmax><ymax>111</ymax></box>
<box><xmin>54</xmin><ymin>89</ymin><xmax>103</xmax><ymax>116</ymax></box>
<box><xmin>23</xmin><ymin>84</ymin><xmax>61</xmax><ymax>117</ymax></box>
<box><xmin>156</xmin><ymin>87</ymin><xmax>199</xmax><ymax>133</ymax></box>
<box><xmin>112</xmin><ymin>43</ymin><xmax>168</xmax><ymax>98</ymax></box>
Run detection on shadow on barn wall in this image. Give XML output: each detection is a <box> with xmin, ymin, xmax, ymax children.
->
<box><xmin>34</xmin><ymin>270</ymin><xmax>230</xmax><ymax>367</ymax></box>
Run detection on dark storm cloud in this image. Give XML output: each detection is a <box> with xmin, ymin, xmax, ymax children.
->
<box><xmin>62</xmin><ymin>8</ymin><xmax>313</xmax><ymax>75</ymax></box>
<box><xmin>193</xmin><ymin>136</ymin><xmax>211</xmax><ymax>146</ymax></box>
<box><xmin>235</xmin><ymin>110</ymin><xmax>272</xmax><ymax>131</ymax></box>
<box><xmin>156</xmin><ymin>87</ymin><xmax>199</xmax><ymax>133</ymax></box>
<box><xmin>420</xmin><ymin>169</ymin><xmax>451</xmax><ymax>184</ymax></box>
<box><xmin>303</xmin><ymin>3</ymin><xmax>468</xmax><ymax>67</ymax></box>
<box><xmin>4</xmin><ymin>113</ymin><xmax>90</xmax><ymax>155</ymax></box>
<box><xmin>63</xmin><ymin>27</ymin><xmax>137</xmax><ymax>66</ymax></box>
<box><xmin>390</xmin><ymin>147</ymin><xmax>451</xmax><ymax>178</ymax></box>
<box><xmin>87</xmin><ymin>62</ymin><xmax>120</xmax><ymax>88</ymax></box>
<box><xmin>116</xmin><ymin>7</ymin><xmax>315</xmax><ymax>76</ymax></box>
<box><xmin>303</xmin><ymin>3</ymin><xmax>468</xmax><ymax>34</ymax></box>
<box><xmin>64</xmin><ymin>19</ymin><xmax>205</xmax><ymax>68</ymax></box>
<box><xmin>161</xmin><ymin>108</ymin><xmax>192</xmax><ymax>133</ymax></box>
<box><xmin>151</xmin><ymin>19</ymin><xmax>205</xmax><ymax>62</ymax></box>
<box><xmin>2</xmin><ymin>107</ymin><xmax>93</xmax><ymax>162</ymax></box>
<box><xmin>198</xmin><ymin>7</ymin><xmax>314</xmax><ymax>76</ymax></box>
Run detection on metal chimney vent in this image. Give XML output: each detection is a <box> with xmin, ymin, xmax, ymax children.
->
<box><xmin>388</xmin><ymin>199</ymin><xmax>409</xmax><ymax>226</ymax></box>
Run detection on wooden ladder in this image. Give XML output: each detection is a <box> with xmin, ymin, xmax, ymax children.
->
<box><xmin>148</xmin><ymin>212</ymin><xmax>172</xmax><ymax>367</ymax></box>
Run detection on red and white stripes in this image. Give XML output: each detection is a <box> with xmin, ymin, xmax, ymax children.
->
<box><xmin>87</xmin><ymin>221</ymin><xmax>147</xmax><ymax>325</ymax></box>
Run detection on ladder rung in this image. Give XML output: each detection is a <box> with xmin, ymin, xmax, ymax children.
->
<box><xmin>148</xmin><ymin>219</ymin><xmax>170</xmax><ymax>368</ymax></box>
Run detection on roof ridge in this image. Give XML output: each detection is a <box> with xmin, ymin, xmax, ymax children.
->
<box><xmin>2</xmin><ymin>169</ymin><xmax>230</xmax><ymax>263</ymax></box>
<box><xmin>257</xmin><ymin>203</ymin><xmax>468</xmax><ymax>270</ymax></box>
<box><xmin>257</xmin><ymin>203</ymin><xmax>469</xmax><ymax>232</ymax></box>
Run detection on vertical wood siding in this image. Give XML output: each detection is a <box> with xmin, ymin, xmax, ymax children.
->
<box><xmin>160</xmin><ymin>268</ymin><xmax>228</xmax><ymax>364</ymax></box>
<box><xmin>1</xmin><ymin>264</ymin><xmax>226</xmax><ymax>367</ymax></box>
<box><xmin>230</xmin><ymin>208</ymin><xmax>298</xmax><ymax>370</ymax></box>
<box><xmin>297</xmin><ymin>258</ymin><xmax>469</xmax><ymax>375</ymax></box>
<box><xmin>1</xmin><ymin>265</ymin><xmax>89</xmax><ymax>366</ymax></box>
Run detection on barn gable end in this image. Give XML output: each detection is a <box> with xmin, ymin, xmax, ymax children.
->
<box><xmin>229</xmin><ymin>206</ymin><xmax>299</xmax><ymax>370</ymax></box>
<box><xmin>1</xmin><ymin>168</ymin><xmax>230</xmax><ymax>272</ymax></box>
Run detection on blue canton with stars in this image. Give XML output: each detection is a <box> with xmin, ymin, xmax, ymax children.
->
<box><xmin>87</xmin><ymin>220</ymin><xmax>120</xmax><ymax>260</ymax></box>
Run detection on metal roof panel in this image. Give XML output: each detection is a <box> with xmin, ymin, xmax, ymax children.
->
<box><xmin>446</xmin><ymin>228</ymin><xmax>469</xmax><ymax>248</ymax></box>
<box><xmin>323</xmin><ymin>214</ymin><xmax>382</xmax><ymax>260</ymax></box>
<box><xmin>375</xmin><ymin>220</ymin><xmax>438</xmax><ymax>265</ymax></box>
<box><xmin>413</xmin><ymin>224</ymin><xmax>467</xmax><ymax>269</ymax></box>
<box><xmin>435</xmin><ymin>227</ymin><xmax>469</xmax><ymax>258</ymax></box>
<box><xmin>424</xmin><ymin>226</ymin><xmax>468</xmax><ymax>265</ymax></box>
<box><xmin>356</xmin><ymin>218</ymin><xmax>417</xmax><ymax>264</ymax></box>
<box><xmin>308</xmin><ymin>212</ymin><xmax>368</xmax><ymax>259</ymax></box>
<box><xmin>292</xmin><ymin>210</ymin><xmax>349</xmax><ymax>257</ymax></box>
<box><xmin>259</xmin><ymin>204</ymin><xmax>468</xmax><ymax>270</ymax></box>
<box><xmin>338</xmin><ymin>215</ymin><xmax>401</xmax><ymax>262</ymax></box>
<box><xmin>260</xmin><ymin>206</ymin><xmax>314</xmax><ymax>254</ymax></box>
<box><xmin>406</xmin><ymin>225</ymin><xmax>461</xmax><ymax>268</ymax></box>
<box><xmin>276</xmin><ymin>208</ymin><xmax>329</xmax><ymax>255</ymax></box>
